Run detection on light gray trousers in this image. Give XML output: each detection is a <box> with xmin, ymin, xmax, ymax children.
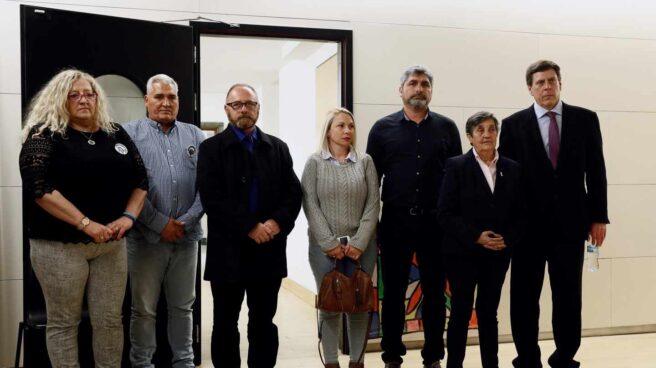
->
<box><xmin>30</xmin><ymin>238</ymin><xmax>127</xmax><ymax>368</ymax></box>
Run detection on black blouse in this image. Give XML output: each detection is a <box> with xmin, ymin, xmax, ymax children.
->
<box><xmin>19</xmin><ymin>124</ymin><xmax>148</xmax><ymax>244</ymax></box>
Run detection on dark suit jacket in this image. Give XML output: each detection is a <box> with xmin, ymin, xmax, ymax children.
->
<box><xmin>197</xmin><ymin>126</ymin><xmax>302</xmax><ymax>282</ymax></box>
<box><xmin>438</xmin><ymin>149</ymin><xmax>523</xmax><ymax>257</ymax></box>
<box><xmin>498</xmin><ymin>103</ymin><xmax>609</xmax><ymax>243</ymax></box>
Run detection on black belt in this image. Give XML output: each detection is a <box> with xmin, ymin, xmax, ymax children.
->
<box><xmin>385</xmin><ymin>205</ymin><xmax>436</xmax><ymax>216</ymax></box>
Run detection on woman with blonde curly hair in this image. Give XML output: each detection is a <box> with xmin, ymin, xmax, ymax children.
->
<box><xmin>19</xmin><ymin>69</ymin><xmax>148</xmax><ymax>367</ymax></box>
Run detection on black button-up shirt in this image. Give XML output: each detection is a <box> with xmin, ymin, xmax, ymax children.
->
<box><xmin>366</xmin><ymin>109</ymin><xmax>462</xmax><ymax>209</ymax></box>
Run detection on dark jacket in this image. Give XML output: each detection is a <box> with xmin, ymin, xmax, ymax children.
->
<box><xmin>197</xmin><ymin>126</ymin><xmax>302</xmax><ymax>282</ymax></box>
<box><xmin>437</xmin><ymin>149</ymin><xmax>524</xmax><ymax>257</ymax></box>
<box><xmin>498</xmin><ymin>103</ymin><xmax>609</xmax><ymax>243</ymax></box>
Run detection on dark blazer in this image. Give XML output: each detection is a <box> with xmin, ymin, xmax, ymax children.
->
<box><xmin>498</xmin><ymin>103</ymin><xmax>609</xmax><ymax>243</ymax></box>
<box><xmin>437</xmin><ymin>149</ymin><xmax>523</xmax><ymax>257</ymax></box>
<box><xmin>197</xmin><ymin>126</ymin><xmax>302</xmax><ymax>282</ymax></box>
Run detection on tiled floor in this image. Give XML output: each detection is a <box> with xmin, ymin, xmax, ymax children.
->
<box><xmin>198</xmin><ymin>277</ymin><xmax>656</xmax><ymax>368</ymax></box>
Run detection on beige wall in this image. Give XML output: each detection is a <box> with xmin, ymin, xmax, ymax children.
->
<box><xmin>1</xmin><ymin>0</ymin><xmax>656</xmax><ymax>365</ymax></box>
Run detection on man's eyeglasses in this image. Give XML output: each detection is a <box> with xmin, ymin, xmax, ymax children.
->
<box><xmin>68</xmin><ymin>92</ymin><xmax>98</xmax><ymax>101</ymax></box>
<box><xmin>225</xmin><ymin>101</ymin><xmax>258</xmax><ymax>110</ymax></box>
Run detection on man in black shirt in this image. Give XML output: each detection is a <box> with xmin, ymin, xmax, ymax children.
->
<box><xmin>367</xmin><ymin>65</ymin><xmax>462</xmax><ymax>368</ymax></box>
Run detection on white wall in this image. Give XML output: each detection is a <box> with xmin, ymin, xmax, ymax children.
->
<box><xmin>2</xmin><ymin>0</ymin><xmax>656</xmax><ymax>366</ymax></box>
<box><xmin>278</xmin><ymin>60</ymin><xmax>317</xmax><ymax>292</ymax></box>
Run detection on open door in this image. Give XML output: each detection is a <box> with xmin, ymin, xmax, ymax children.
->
<box><xmin>20</xmin><ymin>5</ymin><xmax>199</xmax><ymax>367</ymax></box>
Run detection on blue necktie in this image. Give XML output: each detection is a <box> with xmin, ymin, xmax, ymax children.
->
<box><xmin>245</xmin><ymin>135</ymin><xmax>258</xmax><ymax>213</ymax></box>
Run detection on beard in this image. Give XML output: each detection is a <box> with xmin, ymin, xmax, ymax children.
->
<box><xmin>407</xmin><ymin>96</ymin><xmax>429</xmax><ymax>108</ymax></box>
<box><xmin>232</xmin><ymin>116</ymin><xmax>257</xmax><ymax>130</ymax></box>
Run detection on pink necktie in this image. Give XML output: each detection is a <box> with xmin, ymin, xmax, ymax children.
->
<box><xmin>547</xmin><ymin>111</ymin><xmax>560</xmax><ymax>169</ymax></box>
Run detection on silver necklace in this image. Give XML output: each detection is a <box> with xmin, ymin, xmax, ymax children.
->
<box><xmin>78</xmin><ymin>129</ymin><xmax>96</xmax><ymax>145</ymax></box>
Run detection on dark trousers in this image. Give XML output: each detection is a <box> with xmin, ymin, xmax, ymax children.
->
<box><xmin>210</xmin><ymin>277</ymin><xmax>283</xmax><ymax>368</ymax></box>
<box><xmin>445</xmin><ymin>254</ymin><xmax>510</xmax><ymax>368</ymax></box>
<box><xmin>510</xmin><ymin>240</ymin><xmax>584</xmax><ymax>368</ymax></box>
<box><xmin>379</xmin><ymin>207</ymin><xmax>446</xmax><ymax>365</ymax></box>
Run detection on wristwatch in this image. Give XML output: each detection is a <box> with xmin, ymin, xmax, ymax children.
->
<box><xmin>77</xmin><ymin>217</ymin><xmax>90</xmax><ymax>231</ymax></box>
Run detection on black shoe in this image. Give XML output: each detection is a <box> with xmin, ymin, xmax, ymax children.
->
<box><xmin>513</xmin><ymin>356</ymin><xmax>543</xmax><ymax>368</ymax></box>
<box><xmin>423</xmin><ymin>361</ymin><xmax>442</xmax><ymax>368</ymax></box>
<box><xmin>384</xmin><ymin>362</ymin><xmax>402</xmax><ymax>368</ymax></box>
<box><xmin>547</xmin><ymin>353</ymin><xmax>580</xmax><ymax>368</ymax></box>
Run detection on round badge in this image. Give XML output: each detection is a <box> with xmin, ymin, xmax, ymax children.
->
<box><xmin>187</xmin><ymin>145</ymin><xmax>197</xmax><ymax>157</ymax></box>
<box><xmin>115</xmin><ymin>143</ymin><xmax>128</xmax><ymax>155</ymax></box>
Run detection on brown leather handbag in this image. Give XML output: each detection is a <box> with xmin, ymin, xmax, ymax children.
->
<box><xmin>316</xmin><ymin>259</ymin><xmax>374</xmax><ymax>313</ymax></box>
<box><xmin>315</xmin><ymin>258</ymin><xmax>375</xmax><ymax>366</ymax></box>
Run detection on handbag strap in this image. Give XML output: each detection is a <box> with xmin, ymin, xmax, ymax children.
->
<box><xmin>354</xmin><ymin>312</ymin><xmax>373</xmax><ymax>364</ymax></box>
<box><xmin>316</xmin><ymin>307</ymin><xmax>328</xmax><ymax>367</ymax></box>
<box><xmin>316</xmin><ymin>309</ymin><xmax>374</xmax><ymax>366</ymax></box>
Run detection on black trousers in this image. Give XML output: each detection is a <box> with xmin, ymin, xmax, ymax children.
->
<box><xmin>379</xmin><ymin>207</ymin><xmax>446</xmax><ymax>365</ymax></box>
<box><xmin>510</xmin><ymin>240</ymin><xmax>584</xmax><ymax>368</ymax></box>
<box><xmin>445</xmin><ymin>253</ymin><xmax>510</xmax><ymax>368</ymax></box>
<box><xmin>210</xmin><ymin>277</ymin><xmax>283</xmax><ymax>368</ymax></box>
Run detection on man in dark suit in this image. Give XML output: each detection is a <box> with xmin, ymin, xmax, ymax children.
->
<box><xmin>498</xmin><ymin>60</ymin><xmax>609</xmax><ymax>368</ymax></box>
<box><xmin>197</xmin><ymin>83</ymin><xmax>302</xmax><ymax>368</ymax></box>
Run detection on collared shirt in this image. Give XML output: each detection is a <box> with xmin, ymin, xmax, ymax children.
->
<box><xmin>123</xmin><ymin>117</ymin><xmax>206</xmax><ymax>244</ymax></box>
<box><xmin>229</xmin><ymin>124</ymin><xmax>259</xmax><ymax>213</ymax></box>
<box><xmin>229</xmin><ymin>123</ymin><xmax>259</xmax><ymax>152</ymax></box>
<box><xmin>533</xmin><ymin>100</ymin><xmax>563</xmax><ymax>156</ymax></box>
<box><xmin>403</xmin><ymin>110</ymin><xmax>430</xmax><ymax>123</ymax></box>
<box><xmin>472</xmin><ymin>147</ymin><xmax>499</xmax><ymax>193</ymax></box>
<box><xmin>320</xmin><ymin>147</ymin><xmax>358</xmax><ymax>166</ymax></box>
<box><xmin>367</xmin><ymin>109</ymin><xmax>463</xmax><ymax>209</ymax></box>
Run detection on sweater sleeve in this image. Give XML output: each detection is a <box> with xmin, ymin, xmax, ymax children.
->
<box><xmin>349</xmin><ymin>154</ymin><xmax>380</xmax><ymax>251</ymax></box>
<box><xmin>301</xmin><ymin>156</ymin><xmax>339</xmax><ymax>252</ymax></box>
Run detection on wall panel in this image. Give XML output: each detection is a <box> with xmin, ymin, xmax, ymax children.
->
<box><xmin>611</xmin><ymin>257</ymin><xmax>656</xmax><ymax>327</ymax></box>
<box><xmin>0</xmin><ymin>1</ymin><xmax>20</xmax><ymax>94</ymax></box>
<box><xmin>539</xmin><ymin>35</ymin><xmax>656</xmax><ymax>113</ymax></box>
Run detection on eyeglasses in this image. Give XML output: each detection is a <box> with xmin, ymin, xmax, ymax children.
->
<box><xmin>225</xmin><ymin>101</ymin><xmax>258</xmax><ymax>110</ymax></box>
<box><xmin>68</xmin><ymin>92</ymin><xmax>98</xmax><ymax>101</ymax></box>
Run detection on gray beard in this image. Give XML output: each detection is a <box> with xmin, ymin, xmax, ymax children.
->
<box><xmin>408</xmin><ymin>97</ymin><xmax>428</xmax><ymax>108</ymax></box>
<box><xmin>234</xmin><ymin>117</ymin><xmax>256</xmax><ymax>130</ymax></box>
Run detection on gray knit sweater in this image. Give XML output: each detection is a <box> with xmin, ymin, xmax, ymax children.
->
<box><xmin>301</xmin><ymin>151</ymin><xmax>380</xmax><ymax>252</ymax></box>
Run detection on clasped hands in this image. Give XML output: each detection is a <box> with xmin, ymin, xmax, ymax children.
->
<box><xmin>477</xmin><ymin>230</ymin><xmax>507</xmax><ymax>251</ymax></box>
<box><xmin>326</xmin><ymin>243</ymin><xmax>363</xmax><ymax>261</ymax></box>
<box><xmin>83</xmin><ymin>215</ymin><xmax>137</xmax><ymax>243</ymax></box>
<box><xmin>248</xmin><ymin>219</ymin><xmax>281</xmax><ymax>244</ymax></box>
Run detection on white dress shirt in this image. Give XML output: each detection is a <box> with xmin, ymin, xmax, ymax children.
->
<box><xmin>473</xmin><ymin>147</ymin><xmax>499</xmax><ymax>193</ymax></box>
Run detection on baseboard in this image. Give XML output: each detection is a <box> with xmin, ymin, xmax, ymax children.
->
<box><xmin>365</xmin><ymin>324</ymin><xmax>656</xmax><ymax>351</ymax></box>
<box><xmin>281</xmin><ymin>278</ymin><xmax>316</xmax><ymax>307</ymax></box>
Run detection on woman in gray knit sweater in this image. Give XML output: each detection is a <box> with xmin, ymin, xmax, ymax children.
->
<box><xmin>302</xmin><ymin>108</ymin><xmax>380</xmax><ymax>368</ymax></box>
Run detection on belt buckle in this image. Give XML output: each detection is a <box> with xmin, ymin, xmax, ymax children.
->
<box><xmin>409</xmin><ymin>206</ymin><xmax>420</xmax><ymax>216</ymax></box>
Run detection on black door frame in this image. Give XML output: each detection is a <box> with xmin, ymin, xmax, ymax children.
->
<box><xmin>189</xmin><ymin>21</ymin><xmax>353</xmax><ymax>127</ymax></box>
